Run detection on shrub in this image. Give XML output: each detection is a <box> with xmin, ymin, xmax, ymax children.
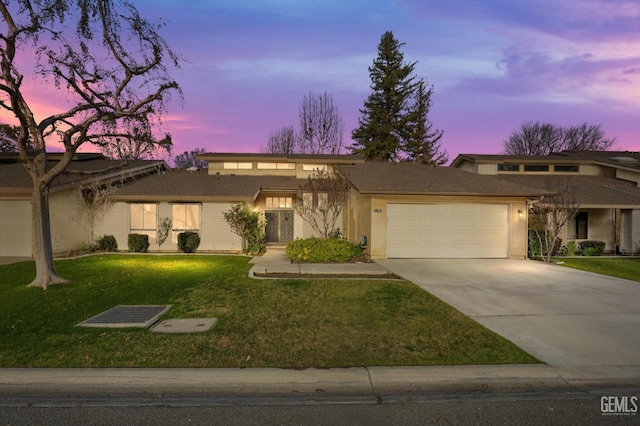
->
<box><xmin>128</xmin><ymin>234</ymin><xmax>149</xmax><ymax>253</ymax></box>
<box><xmin>579</xmin><ymin>240</ymin><xmax>605</xmax><ymax>256</ymax></box>
<box><xmin>97</xmin><ymin>235</ymin><xmax>118</xmax><ymax>252</ymax></box>
<box><xmin>178</xmin><ymin>232</ymin><xmax>201</xmax><ymax>253</ymax></box>
<box><xmin>565</xmin><ymin>240</ymin><xmax>576</xmax><ymax>256</ymax></box>
<box><xmin>285</xmin><ymin>237</ymin><xmax>362</xmax><ymax>263</ymax></box>
<box><xmin>528</xmin><ymin>230</ymin><xmax>562</xmax><ymax>258</ymax></box>
<box><xmin>224</xmin><ymin>203</ymin><xmax>266</xmax><ymax>255</ymax></box>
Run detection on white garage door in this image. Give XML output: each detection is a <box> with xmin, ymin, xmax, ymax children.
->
<box><xmin>387</xmin><ymin>203</ymin><xmax>508</xmax><ymax>258</ymax></box>
<box><xmin>0</xmin><ymin>200</ymin><xmax>32</xmax><ymax>257</ymax></box>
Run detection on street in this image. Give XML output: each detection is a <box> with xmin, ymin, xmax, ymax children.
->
<box><xmin>1</xmin><ymin>387</ymin><xmax>638</xmax><ymax>425</ymax></box>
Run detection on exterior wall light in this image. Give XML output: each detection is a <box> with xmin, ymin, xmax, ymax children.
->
<box><xmin>517</xmin><ymin>209</ymin><xmax>524</xmax><ymax>219</ymax></box>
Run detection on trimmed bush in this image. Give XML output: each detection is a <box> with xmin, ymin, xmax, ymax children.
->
<box><xmin>579</xmin><ymin>240</ymin><xmax>605</xmax><ymax>256</ymax></box>
<box><xmin>97</xmin><ymin>235</ymin><xmax>118</xmax><ymax>252</ymax></box>
<box><xmin>528</xmin><ymin>230</ymin><xmax>562</xmax><ymax>258</ymax></box>
<box><xmin>128</xmin><ymin>234</ymin><xmax>149</xmax><ymax>253</ymax></box>
<box><xmin>178</xmin><ymin>232</ymin><xmax>201</xmax><ymax>253</ymax></box>
<box><xmin>286</xmin><ymin>237</ymin><xmax>362</xmax><ymax>263</ymax></box>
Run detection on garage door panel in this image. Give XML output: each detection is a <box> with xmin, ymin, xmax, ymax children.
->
<box><xmin>387</xmin><ymin>203</ymin><xmax>508</xmax><ymax>259</ymax></box>
<box><xmin>0</xmin><ymin>200</ymin><xmax>32</xmax><ymax>257</ymax></box>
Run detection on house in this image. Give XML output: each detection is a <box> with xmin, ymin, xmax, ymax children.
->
<box><xmin>97</xmin><ymin>154</ymin><xmax>365</xmax><ymax>252</ymax></box>
<box><xmin>0</xmin><ymin>153</ymin><xmax>166</xmax><ymax>257</ymax></box>
<box><xmin>451</xmin><ymin>151</ymin><xmax>640</xmax><ymax>254</ymax></box>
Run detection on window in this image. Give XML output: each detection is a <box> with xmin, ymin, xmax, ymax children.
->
<box><xmin>265</xmin><ymin>197</ymin><xmax>293</xmax><ymax>209</ymax></box>
<box><xmin>223</xmin><ymin>162</ymin><xmax>252</xmax><ymax>169</ymax></box>
<box><xmin>497</xmin><ymin>164</ymin><xmax>520</xmax><ymax>172</ymax></box>
<box><xmin>524</xmin><ymin>164</ymin><xmax>549</xmax><ymax>172</ymax></box>
<box><xmin>172</xmin><ymin>204</ymin><xmax>200</xmax><ymax>243</ymax></box>
<box><xmin>303</xmin><ymin>164</ymin><xmax>328</xmax><ymax>171</ymax></box>
<box><xmin>257</xmin><ymin>162</ymin><xmax>295</xmax><ymax>170</ymax></box>
<box><xmin>554</xmin><ymin>165</ymin><xmax>579</xmax><ymax>173</ymax></box>
<box><xmin>130</xmin><ymin>203</ymin><xmax>157</xmax><ymax>243</ymax></box>
<box><xmin>575</xmin><ymin>211</ymin><xmax>588</xmax><ymax>239</ymax></box>
<box><xmin>301</xmin><ymin>192</ymin><xmax>328</xmax><ymax>210</ymax></box>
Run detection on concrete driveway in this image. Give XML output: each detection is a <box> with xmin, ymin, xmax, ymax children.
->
<box><xmin>377</xmin><ymin>259</ymin><xmax>640</xmax><ymax>373</ymax></box>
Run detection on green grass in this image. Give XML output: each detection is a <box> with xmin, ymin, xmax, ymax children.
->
<box><xmin>0</xmin><ymin>255</ymin><xmax>538</xmax><ymax>368</ymax></box>
<box><xmin>555</xmin><ymin>257</ymin><xmax>640</xmax><ymax>281</ymax></box>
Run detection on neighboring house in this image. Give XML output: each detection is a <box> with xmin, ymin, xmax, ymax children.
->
<box><xmin>0</xmin><ymin>153</ymin><xmax>166</xmax><ymax>257</ymax></box>
<box><xmin>451</xmin><ymin>151</ymin><xmax>640</xmax><ymax>254</ymax></box>
<box><xmin>97</xmin><ymin>154</ymin><xmax>365</xmax><ymax>252</ymax></box>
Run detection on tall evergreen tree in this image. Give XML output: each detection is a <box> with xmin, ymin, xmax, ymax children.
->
<box><xmin>351</xmin><ymin>31</ymin><xmax>445</xmax><ymax>164</ymax></box>
<box><xmin>404</xmin><ymin>80</ymin><xmax>447</xmax><ymax>165</ymax></box>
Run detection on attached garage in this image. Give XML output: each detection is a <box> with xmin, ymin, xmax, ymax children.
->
<box><xmin>386</xmin><ymin>203</ymin><xmax>509</xmax><ymax>258</ymax></box>
<box><xmin>0</xmin><ymin>200</ymin><xmax>32</xmax><ymax>257</ymax></box>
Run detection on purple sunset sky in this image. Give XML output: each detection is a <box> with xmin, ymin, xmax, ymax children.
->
<box><xmin>6</xmin><ymin>0</ymin><xmax>640</xmax><ymax>161</ymax></box>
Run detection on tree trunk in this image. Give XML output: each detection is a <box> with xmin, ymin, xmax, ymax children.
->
<box><xmin>28</xmin><ymin>182</ymin><xmax>69</xmax><ymax>290</ymax></box>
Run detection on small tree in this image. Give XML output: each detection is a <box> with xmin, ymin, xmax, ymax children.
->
<box><xmin>529</xmin><ymin>177</ymin><xmax>580</xmax><ymax>263</ymax></box>
<box><xmin>224</xmin><ymin>204</ymin><xmax>266</xmax><ymax>255</ymax></box>
<box><xmin>79</xmin><ymin>181</ymin><xmax>116</xmax><ymax>243</ymax></box>
<box><xmin>157</xmin><ymin>217</ymin><xmax>172</xmax><ymax>249</ymax></box>
<box><xmin>295</xmin><ymin>168</ymin><xmax>350</xmax><ymax>239</ymax></box>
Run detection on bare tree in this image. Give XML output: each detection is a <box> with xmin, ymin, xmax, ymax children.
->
<box><xmin>79</xmin><ymin>181</ymin><xmax>116</xmax><ymax>243</ymax></box>
<box><xmin>529</xmin><ymin>177</ymin><xmax>580</xmax><ymax>263</ymax></box>
<box><xmin>174</xmin><ymin>147</ymin><xmax>208</xmax><ymax>169</ymax></box>
<box><xmin>0</xmin><ymin>123</ymin><xmax>19</xmax><ymax>152</ymax></box>
<box><xmin>299</xmin><ymin>92</ymin><xmax>344</xmax><ymax>154</ymax></box>
<box><xmin>294</xmin><ymin>168</ymin><xmax>350</xmax><ymax>238</ymax></box>
<box><xmin>96</xmin><ymin>121</ymin><xmax>173</xmax><ymax>160</ymax></box>
<box><xmin>503</xmin><ymin>122</ymin><xmax>564</xmax><ymax>155</ymax></box>
<box><xmin>0</xmin><ymin>0</ymin><xmax>181</xmax><ymax>289</ymax></box>
<box><xmin>266</xmin><ymin>125</ymin><xmax>299</xmax><ymax>154</ymax></box>
<box><xmin>562</xmin><ymin>123</ymin><xmax>616</xmax><ymax>151</ymax></box>
<box><xmin>504</xmin><ymin>121</ymin><xmax>616</xmax><ymax>155</ymax></box>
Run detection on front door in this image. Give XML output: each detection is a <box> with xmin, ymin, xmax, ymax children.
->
<box><xmin>265</xmin><ymin>210</ymin><xmax>294</xmax><ymax>242</ymax></box>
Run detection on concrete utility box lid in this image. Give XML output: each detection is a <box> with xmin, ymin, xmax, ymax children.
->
<box><xmin>149</xmin><ymin>318</ymin><xmax>218</xmax><ymax>334</ymax></box>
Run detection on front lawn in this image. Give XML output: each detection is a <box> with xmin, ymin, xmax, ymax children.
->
<box><xmin>555</xmin><ymin>257</ymin><xmax>640</xmax><ymax>282</ymax></box>
<box><xmin>0</xmin><ymin>255</ymin><xmax>537</xmax><ymax>368</ymax></box>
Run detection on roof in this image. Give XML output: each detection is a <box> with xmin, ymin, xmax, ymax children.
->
<box><xmin>109</xmin><ymin>170</ymin><xmax>305</xmax><ymax>202</ymax></box>
<box><xmin>0</xmin><ymin>157</ymin><xmax>165</xmax><ymax>196</ymax></box>
<box><xmin>341</xmin><ymin>162</ymin><xmax>549</xmax><ymax>197</ymax></box>
<box><xmin>497</xmin><ymin>174</ymin><xmax>640</xmax><ymax>208</ymax></box>
<box><xmin>451</xmin><ymin>150</ymin><xmax>640</xmax><ymax>172</ymax></box>
<box><xmin>197</xmin><ymin>152</ymin><xmax>365</xmax><ymax>164</ymax></box>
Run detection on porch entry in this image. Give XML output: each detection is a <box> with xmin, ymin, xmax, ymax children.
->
<box><xmin>265</xmin><ymin>210</ymin><xmax>294</xmax><ymax>242</ymax></box>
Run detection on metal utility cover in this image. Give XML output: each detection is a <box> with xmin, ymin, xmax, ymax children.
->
<box><xmin>78</xmin><ymin>305</ymin><xmax>171</xmax><ymax>328</ymax></box>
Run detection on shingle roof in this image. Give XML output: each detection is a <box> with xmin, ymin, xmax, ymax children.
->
<box><xmin>341</xmin><ymin>162</ymin><xmax>549</xmax><ymax>197</ymax></box>
<box><xmin>496</xmin><ymin>175</ymin><xmax>640</xmax><ymax>207</ymax></box>
<box><xmin>452</xmin><ymin>150</ymin><xmax>640</xmax><ymax>171</ymax></box>
<box><xmin>109</xmin><ymin>170</ymin><xmax>305</xmax><ymax>202</ymax></box>
<box><xmin>0</xmin><ymin>158</ymin><xmax>163</xmax><ymax>195</ymax></box>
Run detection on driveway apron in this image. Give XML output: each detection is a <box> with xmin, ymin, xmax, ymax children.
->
<box><xmin>377</xmin><ymin>259</ymin><xmax>640</xmax><ymax>371</ymax></box>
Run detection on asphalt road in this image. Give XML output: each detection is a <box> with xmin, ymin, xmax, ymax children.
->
<box><xmin>1</xmin><ymin>388</ymin><xmax>638</xmax><ymax>426</ymax></box>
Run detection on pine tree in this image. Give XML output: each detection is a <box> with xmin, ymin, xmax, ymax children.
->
<box><xmin>351</xmin><ymin>31</ymin><xmax>445</xmax><ymax>164</ymax></box>
<box><xmin>351</xmin><ymin>31</ymin><xmax>416</xmax><ymax>161</ymax></box>
<box><xmin>403</xmin><ymin>80</ymin><xmax>447</xmax><ymax>165</ymax></box>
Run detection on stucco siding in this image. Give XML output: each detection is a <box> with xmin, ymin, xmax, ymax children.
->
<box><xmin>200</xmin><ymin>202</ymin><xmax>242</xmax><ymax>252</ymax></box>
<box><xmin>50</xmin><ymin>188</ymin><xmax>90</xmax><ymax>254</ymax></box>
<box><xmin>95</xmin><ymin>202</ymin><xmax>130</xmax><ymax>251</ymax></box>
